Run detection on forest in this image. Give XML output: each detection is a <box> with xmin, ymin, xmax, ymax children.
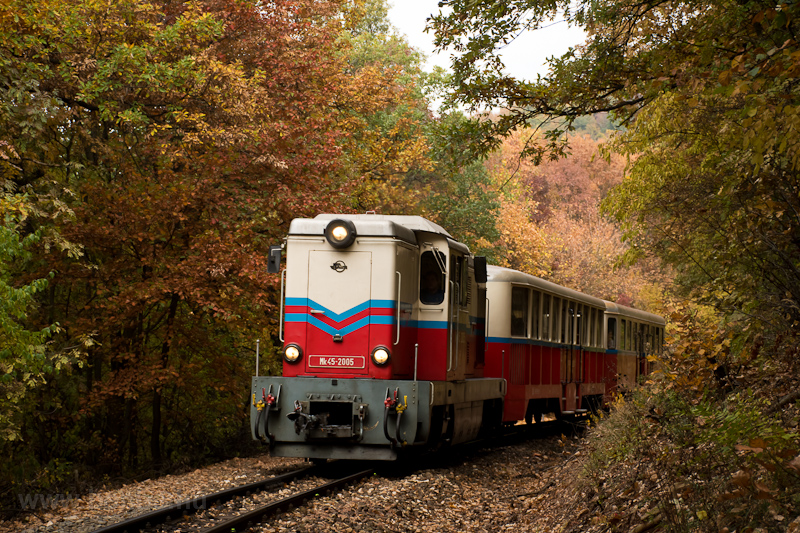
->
<box><xmin>1</xmin><ymin>0</ymin><xmax>798</xmax><ymax>530</ymax></box>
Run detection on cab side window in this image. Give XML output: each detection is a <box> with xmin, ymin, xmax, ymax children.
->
<box><xmin>420</xmin><ymin>251</ymin><xmax>446</xmax><ymax>305</ymax></box>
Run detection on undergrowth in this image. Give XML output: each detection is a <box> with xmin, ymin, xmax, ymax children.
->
<box><xmin>582</xmin><ymin>304</ymin><xmax>800</xmax><ymax>533</ymax></box>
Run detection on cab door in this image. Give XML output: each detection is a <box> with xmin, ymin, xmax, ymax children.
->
<box><xmin>448</xmin><ymin>252</ymin><xmax>468</xmax><ymax>380</ymax></box>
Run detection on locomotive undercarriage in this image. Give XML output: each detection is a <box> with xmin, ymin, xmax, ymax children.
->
<box><xmin>251</xmin><ymin>376</ymin><xmax>505</xmax><ymax>461</ymax></box>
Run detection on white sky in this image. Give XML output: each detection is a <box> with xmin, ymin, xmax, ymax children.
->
<box><xmin>387</xmin><ymin>0</ymin><xmax>586</xmax><ymax>79</ymax></box>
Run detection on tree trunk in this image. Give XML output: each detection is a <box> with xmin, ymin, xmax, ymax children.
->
<box><xmin>151</xmin><ymin>293</ymin><xmax>180</xmax><ymax>467</ymax></box>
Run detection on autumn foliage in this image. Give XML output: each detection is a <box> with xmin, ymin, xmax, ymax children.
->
<box><xmin>0</xmin><ymin>0</ymin><xmax>461</xmax><ymax>499</ymax></box>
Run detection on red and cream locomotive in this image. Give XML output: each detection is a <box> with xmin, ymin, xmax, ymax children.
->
<box><xmin>252</xmin><ymin>214</ymin><xmax>505</xmax><ymax>460</ymax></box>
<box><xmin>251</xmin><ymin>214</ymin><xmax>664</xmax><ymax>460</ymax></box>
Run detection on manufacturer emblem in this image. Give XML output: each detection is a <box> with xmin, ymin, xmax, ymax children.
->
<box><xmin>331</xmin><ymin>260</ymin><xmax>347</xmax><ymax>273</ymax></box>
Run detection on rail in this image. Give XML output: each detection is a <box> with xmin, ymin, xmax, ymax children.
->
<box><xmin>89</xmin><ymin>465</ymin><xmax>315</xmax><ymax>533</ymax></box>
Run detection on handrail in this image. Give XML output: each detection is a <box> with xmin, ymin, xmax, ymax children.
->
<box><xmin>394</xmin><ymin>271</ymin><xmax>401</xmax><ymax>346</ymax></box>
<box><xmin>279</xmin><ymin>269</ymin><xmax>286</xmax><ymax>342</ymax></box>
<box><xmin>413</xmin><ymin>343</ymin><xmax>419</xmax><ymax>381</ymax></box>
<box><xmin>453</xmin><ymin>281</ymin><xmax>460</xmax><ymax>371</ymax></box>
<box><xmin>447</xmin><ymin>280</ymin><xmax>454</xmax><ymax>371</ymax></box>
<box><xmin>485</xmin><ymin>297</ymin><xmax>490</xmax><ymax>340</ymax></box>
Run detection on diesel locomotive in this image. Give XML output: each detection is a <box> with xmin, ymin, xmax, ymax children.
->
<box><xmin>250</xmin><ymin>213</ymin><xmax>664</xmax><ymax>461</ymax></box>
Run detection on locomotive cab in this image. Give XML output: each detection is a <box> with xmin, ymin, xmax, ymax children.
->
<box><xmin>251</xmin><ymin>214</ymin><xmax>504</xmax><ymax>460</ymax></box>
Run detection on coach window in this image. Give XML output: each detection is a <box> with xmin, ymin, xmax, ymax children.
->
<box><xmin>582</xmin><ymin>305</ymin><xmax>588</xmax><ymax>345</ymax></box>
<box><xmin>594</xmin><ymin>308</ymin><xmax>600</xmax><ymax>347</ymax></box>
<box><xmin>626</xmin><ymin>321</ymin><xmax>633</xmax><ymax>351</ymax></box>
<box><xmin>553</xmin><ymin>298</ymin><xmax>562</xmax><ymax>343</ymax></box>
<box><xmin>531</xmin><ymin>290</ymin><xmax>541</xmax><ymax>339</ymax></box>
<box><xmin>587</xmin><ymin>307</ymin><xmax>592</xmax><ymax>346</ymax></box>
<box><xmin>553</xmin><ymin>297</ymin><xmax>561</xmax><ymax>342</ymax></box>
<box><xmin>620</xmin><ymin>319</ymin><xmax>627</xmax><ymax>350</ymax></box>
<box><xmin>585</xmin><ymin>308</ymin><xmax>590</xmax><ymax>346</ymax></box>
<box><xmin>598</xmin><ymin>309</ymin><xmax>604</xmax><ymax>347</ymax></box>
<box><xmin>581</xmin><ymin>305</ymin><xmax>589</xmax><ymax>346</ymax></box>
<box><xmin>542</xmin><ymin>294</ymin><xmax>552</xmax><ymax>341</ymax></box>
<box><xmin>511</xmin><ymin>287</ymin><xmax>529</xmax><ymax>337</ymax></box>
<box><xmin>607</xmin><ymin>317</ymin><xmax>617</xmax><ymax>349</ymax></box>
<box><xmin>587</xmin><ymin>307</ymin><xmax>593</xmax><ymax>347</ymax></box>
<box><xmin>638</xmin><ymin>323</ymin><xmax>644</xmax><ymax>352</ymax></box>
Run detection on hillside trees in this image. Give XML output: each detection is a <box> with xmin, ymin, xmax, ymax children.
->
<box><xmin>486</xmin><ymin>130</ymin><xmax>659</xmax><ymax>306</ymax></box>
<box><xmin>430</xmin><ymin>0</ymin><xmax>800</xmax><ymax>334</ymax></box>
<box><xmin>0</xmin><ymin>0</ymin><xmax>348</xmax><ymax>478</ymax></box>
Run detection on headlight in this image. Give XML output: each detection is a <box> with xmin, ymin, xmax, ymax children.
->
<box><xmin>371</xmin><ymin>346</ymin><xmax>391</xmax><ymax>366</ymax></box>
<box><xmin>284</xmin><ymin>344</ymin><xmax>303</xmax><ymax>363</ymax></box>
<box><xmin>324</xmin><ymin>219</ymin><xmax>357</xmax><ymax>249</ymax></box>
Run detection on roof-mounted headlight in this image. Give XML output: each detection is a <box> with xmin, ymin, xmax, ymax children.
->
<box><xmin>284</xmin><ymin>344</ymin><xmax>303</xmax><ymax>364</ymax></box>
<box><xmin>324</xmin><ymin>219</ymin><xmax>357</xmax><ymax>249</ymax></box>
<box><xmin>371</xmin><ymin>346</ymin><xmax>391</xmax><ymax>366</ymax></box>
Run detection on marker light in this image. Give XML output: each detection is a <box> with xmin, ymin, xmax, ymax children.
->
<box><xmin>324</xmin><ymin>219</ymin><xmax>357</xmax><ymax>249</ymax></box>
<box><xmin>284</xmin><ymin>344</ymin><xmax>303</xmax><ymax>363</ymax></box>
<box><xmin>371</xmin><ymin>346</ymin><xmax>391</xmax><ymax>366</ymax></box>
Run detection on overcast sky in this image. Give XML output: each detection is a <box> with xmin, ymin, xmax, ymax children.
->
<box><xmin>387</xmin><ymin>0</ymin><xmax>586</xmax><ymax>80</ymax></box>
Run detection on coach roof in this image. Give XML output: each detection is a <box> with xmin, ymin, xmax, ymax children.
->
<box><xmin>487</xmin><ymin>265</ymin><xmax>606</xmax><ymax>308</ymax></box>
<box><xmin>604</xmin><ymin>301</ymin><xmax>665</xmax><ymax>326</ymax></box>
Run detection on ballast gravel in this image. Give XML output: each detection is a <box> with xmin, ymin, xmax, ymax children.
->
<box><xmin>2</xmin><ymin>435</ymin><xmax>589</xmax><ymax>533</ymax></box>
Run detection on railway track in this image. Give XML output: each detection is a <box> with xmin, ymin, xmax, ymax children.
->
<box><xmin>90</xmin><ymin>462</ymin><xmax>375</xmax><ymax>533</ymax></box>
<box><xmin>87</xmin><ymin>420</ymin><xmax>583</xmax><ymax>533</ymax></box>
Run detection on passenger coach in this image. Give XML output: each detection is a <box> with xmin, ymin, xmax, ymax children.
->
<box><xmin>484</xmin><ymin>266</ymin><xmax>666</xmax><ymax>423</ymax></box>
<box><xmin>603</xmin><ymin>301</ymin><xmax>665</xmax><ymax>395</ymax></box>
<box><xmin>484</xmin><ymin>266</ymin><xmax>608</xmax><ymax>422</ymax></box>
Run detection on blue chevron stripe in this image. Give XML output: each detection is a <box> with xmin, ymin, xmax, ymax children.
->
<box><xmin>285</xmin><ymin>298</ymin><xmax>396</xmax><ymax>322</ymax></box>
<box><xmin>285</xmin><ymin>314</ymin><xmax>397</xmax><ymax>336</ymax></box>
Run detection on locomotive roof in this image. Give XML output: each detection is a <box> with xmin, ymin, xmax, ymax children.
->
<box><xmin>603</xmin><ymin>301</ymin><xmax>665</xmax><ymax>326</ymax></box>
<box><xmin>486</xmin><ymin>265</ymin><xmax>607</xmax><ymax>308</ymax></box>
<box><xmin>289</xmin><ymin>214</ymin><xmax>453</xmax><ymax>244</ymax></box>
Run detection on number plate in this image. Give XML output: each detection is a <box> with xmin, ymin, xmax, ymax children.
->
<box><xmin>309</xmin><ymin>355</ymin><xmax>366</xmax><ymax>369</ymax></box>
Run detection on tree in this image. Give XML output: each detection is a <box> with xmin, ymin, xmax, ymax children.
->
<box><xmin>332</xmin><ymin>0</ymin><xmax>503</xmax><ymax>258</ymax></box>
<box><xmin>0</xmin><ymin>187</ymin><xmax>62</xmax><ymax>443</ymax></box>
<box><xmin>0</xmin><ymin>0</ymin><xmax>426</xmax><ymax>480</ymax></box>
